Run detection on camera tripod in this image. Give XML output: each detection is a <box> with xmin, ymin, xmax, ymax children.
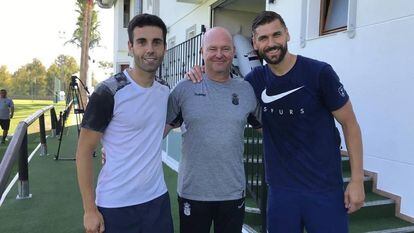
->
<box><xmin>54</xmin><ymin>76</ymin><xmax>89</xmax><ymax>160</ymax></box>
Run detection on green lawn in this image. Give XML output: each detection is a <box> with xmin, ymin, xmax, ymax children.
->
<box><xmin>9</xmin><ymin>99</ymin><xmax>66</xmax><ymax>135</ymax></box>
<box><xmin>0</xmin><ymin>99</ymin><xmax>67</xmax><ymax>190</ymax></box>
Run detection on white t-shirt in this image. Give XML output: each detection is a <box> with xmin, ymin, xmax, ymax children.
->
<box><xmin>81</xmin><ymin>70</ymin><xmax>169</xmax><ymax>208</ymax></box>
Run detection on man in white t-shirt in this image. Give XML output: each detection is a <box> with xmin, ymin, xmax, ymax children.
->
<box><xmin>76</xmin><ymin>14</ymin><xmax>173</xmax><ymax>233</ymax></box>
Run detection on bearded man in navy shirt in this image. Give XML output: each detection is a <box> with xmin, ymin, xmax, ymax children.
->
<box><xmin>188</xmin><ymin>10</ymin><xmax>365</xmax><ymax>233</ymax></box>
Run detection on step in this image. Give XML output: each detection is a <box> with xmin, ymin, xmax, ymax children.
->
<box><xmin>245</xmin><ymin>206</ymin><xmax>261</xmax><ymax>214</ymax></box>
<box><xmin>342</xmin><ymin>177</ymin><xmax>374</xmax><ymax>193</ymax></box>
<box><xmin>242</xmin><ymin>224</ymin><xmax>259</xmax><ymax>233</ymax></box>
<box><xmin>243</xmin><ymin>211</ymin><xmax>263</xmax><ymax>233</ymax></box>
<box><xmin>244</xmin><ymin>207</ymin><xmax>414</xmax><ymax>233</ymax></box>
<box><xmin>246</xmin><ymin>184</ymin><xmax>393</xmax><ymax>205</ymax></box>
<box><xmin>246</xmin><ymin>172</ymin><xmax>373</xmax><ymax>188</ymax></box>
<box><xmin>247</xmin><ymin>179</ymin><xmax>375</xmax><ymax>189</ymax></box>
<box><xmin>364</xmin><ymin>192</ymin><xmax>395</xmax><ymax>206</ymax></box>
<box><xmin>342</xmin><ymin>155</ymin><xmax>351</xmax><ymax>172</ymax></box>
<box><xmin>342</xmin><ymin>170</ymin><xmax>372</xmax><ymax>183</ymax></box>
<box><xmin>351</xmin><ymin>201</ymin><xmax>396</xmax><ymax>220</ymax></box>
<box><xmin>244</xmin><ymin>191</ymin><xmax>264</xmax><ymax>232</ymax></box>
<box><xmin>365</xmin><ymin>226</ymin><xmax>414</xmax><ymax>233</ymax></box>
<box><xmin>342</xmin><ymin>175</ymin><xmax>372</xmax><ymax>183</ymax></box>
<box><xmin>350</xmin><ymin>216</ymin><xmax>414</xmax><ymax>233</ymax></box>
<box><xmin>243</xmin><ymin>215</ymin><xmax>414</xmax><ymax>233</ymax></box>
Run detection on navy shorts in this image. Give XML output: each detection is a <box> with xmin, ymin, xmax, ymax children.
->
<box><xmin>178</xmin><ymin>196</ymin><xmax>245</xmax><ymax>233</ymax></box>
<box><xmin>0</xmin><ymin>119</ymin><xmax>10</xmax><ymax>130</ymax></box>
<box><xmin>98</xmin><ymin>192</ymin><xmax>174</xmax><ymax>233</ymax></box>
<box><xmin>267</xmin><ymin>187</ymin><xmax>348</xmax><ymax>233</ymax></box>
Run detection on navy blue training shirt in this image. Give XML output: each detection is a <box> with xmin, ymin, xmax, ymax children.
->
<box><xmin>245</xmin><ymin>55</ymin><xmax>349</xmax><ymax>191</ymax></box>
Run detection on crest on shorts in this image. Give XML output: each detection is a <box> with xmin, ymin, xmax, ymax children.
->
<box><xmin>183</xmin><ymin>202</ymin><xmax>191</xmax><ymax>216</ymax></box>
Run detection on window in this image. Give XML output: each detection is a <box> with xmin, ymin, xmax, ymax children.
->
<box><xmin>146</xmin><ymin>0</ymin><xmax>159</xmax><ymax>15</ymax></box>
<box><xmin>320</xmin><ymin>0</ymin><xmax>348</xmax><ymax>35</ymax></box>
<box><xmin>123</xmin><ymin>0</ymin><xmax>130</xmax><ymax>28</ymax></box>
<box><xmin>186</xmin><ymin>25</ymin><xmax>197</xmax><ymax>40</ymax></box>
<box><xmin>168</xmin><ymin>36</ymin><xmax>176</xmax><ymax>49</ymax></box>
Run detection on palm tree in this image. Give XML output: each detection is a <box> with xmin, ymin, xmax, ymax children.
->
<box><xmin>67</xmin><ymin>0</ymin><xmax>101</xmax><ymax>106</ymax></box>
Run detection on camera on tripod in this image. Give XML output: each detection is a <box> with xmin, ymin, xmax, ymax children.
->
<box><xmin>70</xmin><ymin>75</ymin><xmax>78</xmax><ymax>88</ymax></box>
<box><xmin>55</xmin><ymin>75</ymin><xmax>91</xmax><ymax>160</ymax></box>
<box><xmin>70</xmin><ymin>76</ymin><xmax>85</xmax><ymax>115</ymax></box>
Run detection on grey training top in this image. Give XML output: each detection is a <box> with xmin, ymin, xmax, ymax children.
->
<box><xmin>166</xmin><ymin>74</ymin><xmax>259</xmax><ymax>201</ymax></box>
<box><xmin>0</xmin><ymin>98</ymin><xmax>14</xmax><ymax>120</ymax></box>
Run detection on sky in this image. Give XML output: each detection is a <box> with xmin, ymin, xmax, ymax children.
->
<box><xmin>0</xmin><ymin>0</ymin><xmax>114</xmax><ymax>81</ymax></box>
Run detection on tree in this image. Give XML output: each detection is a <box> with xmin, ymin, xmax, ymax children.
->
<box><xmin>12</xmin><ymin>59</ymin><xmax>47</xmax><ymax>98</ymax></box>
<box><xmin>66</xmin><ymin>0</ymin><xmax>101</xmax><ymax>49</ymax></box>
<box><xmin>0</xmin><ymin>65</ymin><xmax>12</xmax><ymax>91</ymax></box>
<box><xmin>46</xmin><ymin>55</ymin><xmax>79</xmax><ymax>96</ymax></box>
<box><xmin>67</xmin><ymin>0</ymin><xmax>101</xmax><ymax>105</ymax></box>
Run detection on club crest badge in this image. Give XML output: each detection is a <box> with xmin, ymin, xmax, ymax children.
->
<box><xmin>338</xmin><ymin>86</ymin><xmax>346</xmax><ymax>97</ymax></box>
<box><xmin>183</xmin><ymin>202</ymin><xmax>191</xmax><ymax>216</ymax></box>
<box><xmin>232</xmin><ymin>93</ymin><xmax>239</xmax><ymax>105</ymax></box>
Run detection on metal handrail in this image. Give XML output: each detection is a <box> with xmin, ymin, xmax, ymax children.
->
<box><xmin>0</xmin><ymin>105</ymin><xmax>58</xmax><ymax>199</ymax></box>
<box><xmin>159</xmin><ymin>29</ymin><xmax>205</xmax><ymax>88</ymax></box>
<box><xmin>24</xmin><ymin>105</ymin><xmax>54</xmax><ymax>125</ymax></box>
<box><xmin>0</xmin><ymin>122</ymin><xmax>28</xmax><ymax>198</ymax></box>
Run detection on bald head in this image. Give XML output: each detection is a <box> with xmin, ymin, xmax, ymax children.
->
<box><xmin>201</xmin><ymin>27</ymin><xmax>235</xmax><ymax>80</ymax></box>
<box><xmin>202</xmin><ymin>27</ymin><xmax>233</xmax><ymax>47</ymax></box>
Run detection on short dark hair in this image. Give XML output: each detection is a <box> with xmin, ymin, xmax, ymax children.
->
<box><xmin>252</xmin><ymin>11</ymin><xmax>287</xmax><ymax>34</ymax></box>
<box><xmin>0</xmin><ymin>89</ymin><xmax>6</xmax><ymax>92</ymax></box>
<box><xmin>128</xmin><ymin>13</ymin><xmax>167</xmax><ymax>45</ymax></box>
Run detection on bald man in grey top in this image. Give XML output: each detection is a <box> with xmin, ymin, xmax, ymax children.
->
<box><xmin>165</xmin><ymin>27</ymin><xmax>261</xmax><ymax>233</ymax></box>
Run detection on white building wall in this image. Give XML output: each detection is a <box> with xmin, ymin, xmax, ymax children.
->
<box><xmin>268</xmin><ymin>0</ymin><xmax>414</xmax><ymax>218</ymax></box>
<box><xmin>158</xmin><ymin>0</ymin><xmax>217</xmax><ymax>45</ymax></box>
<box><xmin>213</xmin><ymin>8</ymin><xmax>257</xmax><ymax>37</ymax></box>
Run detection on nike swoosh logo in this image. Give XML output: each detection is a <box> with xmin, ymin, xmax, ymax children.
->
<box><xmin>261</xmin><ymin>86</ymin><xmax>304</xmax><ymax>103</ymax></box>
<box><xmin>238</xmin><ymin>201</ymin><xmax>245</xmax><ymax>209</ymax></box>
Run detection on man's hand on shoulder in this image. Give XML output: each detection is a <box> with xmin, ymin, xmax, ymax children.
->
<box><xmin>186</xmin><ymin>65</ymin><xmax>204</xmax><ymax>83</ymax></box>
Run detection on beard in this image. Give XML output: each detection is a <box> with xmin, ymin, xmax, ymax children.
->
<box><xmin>257</xmin><ymin>43</ymin><xmax>288</xmax><ymax>65</ymax></box>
